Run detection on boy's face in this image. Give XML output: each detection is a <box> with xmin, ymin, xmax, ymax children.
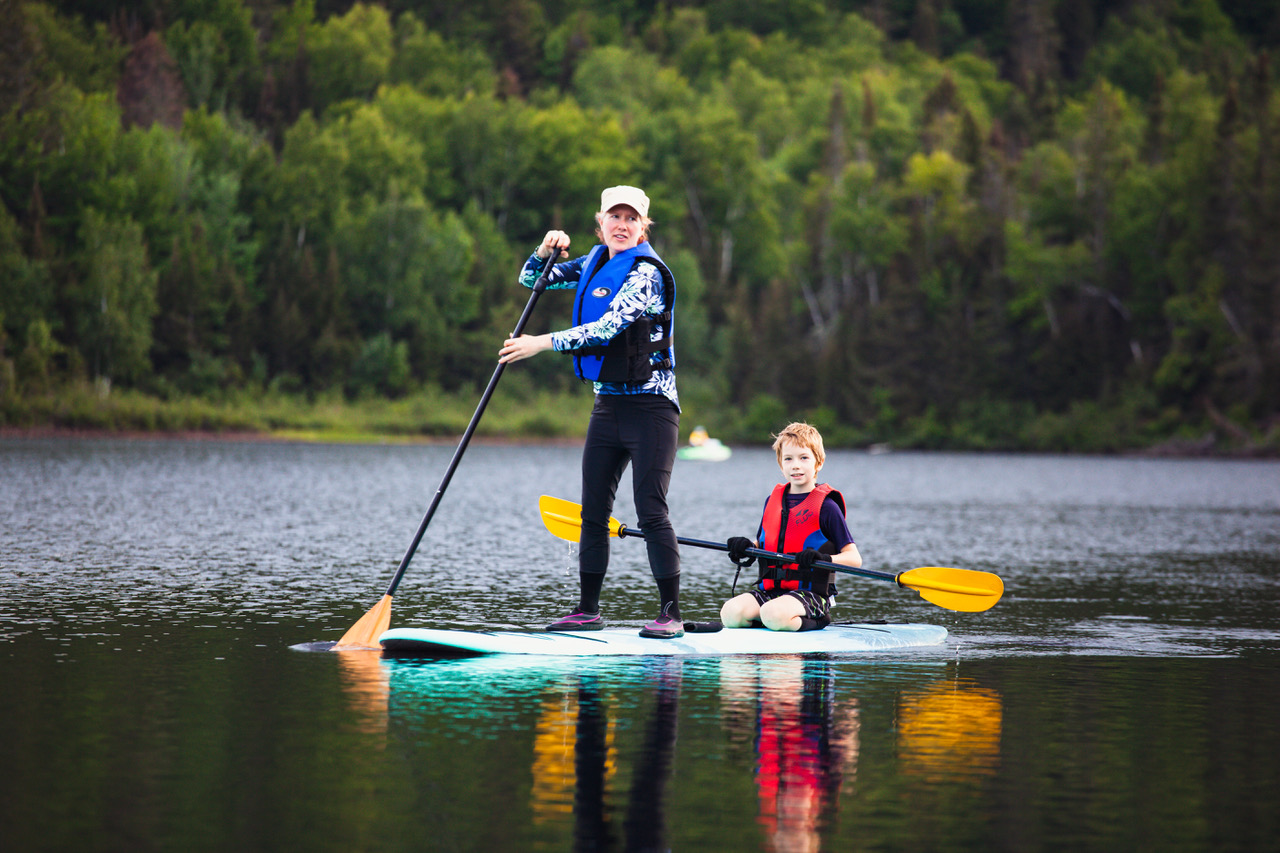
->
<box><xmin>777</xmin><ymin>440</ymin><xmax>821</xmax><ymax>493</ymax></box>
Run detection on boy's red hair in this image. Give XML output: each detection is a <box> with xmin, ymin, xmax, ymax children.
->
<box><xmin>772</xmin><ymin>422</ymin><xmax>825</xmax><ymax>469</ymax></box>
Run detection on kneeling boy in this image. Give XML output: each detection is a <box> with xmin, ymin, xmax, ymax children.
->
<box><xmin>720</xmin><ymin>422</ymin><xmax>862</xmax><ymax>631</ymax></box>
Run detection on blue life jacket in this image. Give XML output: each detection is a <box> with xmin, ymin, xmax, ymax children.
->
<box><xmin>571</xmin><ymin>242</ymin><xmax>675</xmax><ymax>384</ymax></box>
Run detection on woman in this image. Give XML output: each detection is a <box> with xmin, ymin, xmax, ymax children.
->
<box><xmin>498</xmin><ymin>185</ymin><xmax>683</xmax><ymax>639</ymax></box>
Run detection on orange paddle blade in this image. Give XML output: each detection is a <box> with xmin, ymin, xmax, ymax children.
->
<box><xmin>898</xmin><ymin>567</ymin><xmax>1004</xmax><ymax>612</ymax></box>
<box><xmin>332</xmin><ymin>594</ymin><xmax>393</xmax><ymax>651</ymax></box>
<box><xmin>538</xmin><ymin>495</ymin><xmax>624</xmax><ymax>542</ymax></box>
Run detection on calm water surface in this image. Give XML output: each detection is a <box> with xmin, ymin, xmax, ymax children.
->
<box><xmin>2</xmin><ymin>437</ymin><xmax>1279</xmax><ymax>852</ymax></box>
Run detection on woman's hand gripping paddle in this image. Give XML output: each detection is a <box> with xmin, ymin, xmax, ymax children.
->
<box><xmin>327</xmin><ymin>263</ymin><xmax>557</xmax><ymax>651</ymax></box>
<box><xmin>538</xmin><ymin>495</ymin><xmax>1004</xmax><ymax>613</ymax></box>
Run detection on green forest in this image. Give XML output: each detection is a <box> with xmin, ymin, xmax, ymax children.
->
<box><xmin>2</xmin><ymin>0</ymin><xmax>1278</xmax><ymax>452</ymax></box>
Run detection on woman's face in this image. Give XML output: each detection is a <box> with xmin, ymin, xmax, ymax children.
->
<box><xmin>598</xmin><ymin>204</ymin><xmax>645</xmax><ymax>256</ymax></box>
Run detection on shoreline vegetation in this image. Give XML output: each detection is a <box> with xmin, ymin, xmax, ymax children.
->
<box><xmin>3</xmin><ymin>381</ymin><xmax>1275</xmax><ymax>458</ymax></box>
<box><xmin>4</xmin><ymin>1</ymin><xmax>1279</xmax><ymax>469</ymax></box>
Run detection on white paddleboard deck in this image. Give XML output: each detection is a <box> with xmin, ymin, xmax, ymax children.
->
<box><xmin>379</xmin><ymin>622</ymin><xmax>947</xmax><ymax>657</ymax></box>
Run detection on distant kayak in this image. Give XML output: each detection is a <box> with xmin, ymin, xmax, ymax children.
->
<box><xmin>379</xmin><ymin>622</ymin><xmax>946</xmax><ymax>657</ymax></box>
<box><xmin>676</xmin><ymin>437</ymin><xmax>731</xmax><ymax>462</ymax></box>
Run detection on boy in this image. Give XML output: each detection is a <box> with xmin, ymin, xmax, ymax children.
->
<box><xmin>720</xmin><ymin>423</ymin><xmax>862</xmax><ymax>632</ymax></box>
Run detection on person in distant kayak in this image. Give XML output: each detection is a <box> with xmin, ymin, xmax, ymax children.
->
<box><xmin>499</xmin><ymin>185</ymin><xmax>683</xmax><ymax>639</ymax></box>
<box><xmin>720</xmin><ymin>422</ymin><xmax>861</xmax><ymax>632</ymax></box>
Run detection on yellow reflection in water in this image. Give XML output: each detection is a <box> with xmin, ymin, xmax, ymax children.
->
<box><xmin>530</xmin><ymin>687</ymin><xmax>617</xmax><ymax>823</ymax></box>
<box><xmin>898</xmin><ymin>678</ymin><xmax>1003</xmax><ymax>782</ymax></box>
<box><xmin>334</xmin><ymin>650</ymin><xmax>390</xmax><ymax>736</ymax></box>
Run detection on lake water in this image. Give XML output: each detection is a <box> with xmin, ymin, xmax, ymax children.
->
<box><xmin>2</xmin><ymin>436</ymin><xmax>1278</xmax><ymax>852</ymax></box>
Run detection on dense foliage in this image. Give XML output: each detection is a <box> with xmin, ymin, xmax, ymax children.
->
<box><xmin>2</xmin><ymin>0</ymin><xmax>1278</xmax><ymax>450</ymax></box>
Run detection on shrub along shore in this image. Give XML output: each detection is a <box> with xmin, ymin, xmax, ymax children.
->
<box><xmin>3</xmin><ymin>380</ymin><xmax>1275</xmax><ymax>457</ymax></box>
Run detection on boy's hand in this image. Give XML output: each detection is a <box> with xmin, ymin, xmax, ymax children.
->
<box><xmin>795</xmin><ymin>548</ymin><xmax>823</xmax><ymax>571</ymax></box>
<box><xmin>726</xmin><ymin>536</ymin><xmax>755</xmax><ymax>566</ymax></box>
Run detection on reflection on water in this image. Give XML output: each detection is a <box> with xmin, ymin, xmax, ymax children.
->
<box><xmin>567</xmin><ymin>681</ymin><xmax>616</xmax><ymax>848</ymax></box>
<box><xmin>530</xmin><ymin>681</ymin><xmax>618</xmax><ymax>825</ymax></box>
<box><xmin>720</xmin><ymin>657</ymin><xmax>859</xmax><ymax>853</ymax></box>
<box><xmin>384</xmin><ymin>655</ymin><xmax>963</xmax><ymax>852</ymax></box>
<box><xmin>4</xmin><ymin>438</ymin><xmax>1280</xmax><ymax>852</ymax></box>
<box><xmin>532</xmin><ymin>690</ymin><xmax>585</xmax><ymax>821</ymax></box>
<box><xmin>394</xmin><ymin>656</ymin><xmax>684</xmax><ymax>851</ymax></box>
<box><xmin>898</xmin><ymin>678</ymin><xmax>1003</xmax><ymax>782</ymax></box>
<box><xmin>334</xmin><ymin>650</ymin><xmax>390</xmax><ymax>736</ymax></box>
<box><xmin>349</xmin><ymin>646</ymin><xmax>1279</xmax><ymax>852</ymax></box>
<box><xmin>618</xmin><ymin>659</ymin><xmax>681</xmax><ymax>852</ymax></box>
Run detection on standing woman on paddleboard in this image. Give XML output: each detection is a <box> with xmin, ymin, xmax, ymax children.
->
<box><xmin>498</xmin><ymin>185</ymin><xmax>684</xmax><ymax>639</ymax></box>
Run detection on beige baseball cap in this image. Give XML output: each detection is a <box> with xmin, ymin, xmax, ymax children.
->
<box><xmin>599</xmin><ymin>185</ymin><xmax>650</xmax><ymax>217</ymax></box>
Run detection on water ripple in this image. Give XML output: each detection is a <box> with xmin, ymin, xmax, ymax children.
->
<box><xmin>3</xmin><ymin>439</ymin><xmax>1278</xmax><ymax>657</ymax></box>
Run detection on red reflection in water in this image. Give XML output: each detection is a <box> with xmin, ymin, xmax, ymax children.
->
<box><xmin>721</xmin><ymin>657</ymin><xmax>859</xmax><ymax>853</ymax></box>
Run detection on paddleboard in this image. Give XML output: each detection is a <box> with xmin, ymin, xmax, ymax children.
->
<box><xmin>378</xmin><ymin>622</ymin><xmax>947</xmax><ymax>657</ymax></box>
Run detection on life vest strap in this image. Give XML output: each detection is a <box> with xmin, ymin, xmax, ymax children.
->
<box><xmin>576</xmin><ymin>311</ymin><xmax>672</xmax><ymax>359</ymax></box>
<box><xmin>758</xmin><ymin>561</ymin><xmax>834</xmax><ymax>593</ymax></box>
<box><xmin>576</xmin><ymin>311</ymin><xmax>673</xmax><ymax>381</ymax></box>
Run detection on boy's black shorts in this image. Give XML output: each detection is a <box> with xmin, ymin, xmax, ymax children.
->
<box><xmin>749</xmin><ymin>588</ymin><xmax>833</xmax><ymax>631</ymax></box>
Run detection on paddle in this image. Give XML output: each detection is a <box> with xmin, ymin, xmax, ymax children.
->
<box><xmin>329</xmin><ymin>260</ymin><xmax>557</xmax><ymax>651</ymax></box>
<box><xmin>538</xmin><ymin>495</ymin><xmax>1004</xmax><ymax>613</ymax></box>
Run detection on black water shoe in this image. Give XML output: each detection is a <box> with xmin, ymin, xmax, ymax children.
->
<box><xmin>639</xmin><ymin>615</ymin><xmax>684</xmax><ymax>639</ymax></box>
<box><xmin>547</xmin><ymin>609</ymin><xmax>604</xmax><ymax>631</ymax></box>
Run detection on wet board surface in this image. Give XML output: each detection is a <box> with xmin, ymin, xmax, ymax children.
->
<box><xmin>378</xmin><ymin>622</ymin><xmax>948</xmax><ymax>657</ymax></box>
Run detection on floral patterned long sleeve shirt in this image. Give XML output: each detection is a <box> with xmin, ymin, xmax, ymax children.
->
<box><xmin>520</xmin><ymin>250</ymin><xmax>679</xmax><ymax>410</ymax></box>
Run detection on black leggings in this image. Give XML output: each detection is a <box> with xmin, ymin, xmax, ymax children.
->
<box><xmin>579</xmin><ymin>394</ymin><xmax>681</xmax><ymax>580</ymax></box>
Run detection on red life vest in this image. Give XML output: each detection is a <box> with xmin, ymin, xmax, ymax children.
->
<box><xmin>757</xmin><ymin>483</ymin><xmax>846</xmax><ymax>593</ymax></box>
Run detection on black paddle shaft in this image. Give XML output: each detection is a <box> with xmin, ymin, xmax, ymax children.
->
<box><xmin>616</xmin><ymin>524</ymin><xmax>903</xmax><ymax>585</ymax></box>
<box><xmin>382</xmin><ymin>262</ymin><xmax>555</xmax><ymax>597</ymax></box>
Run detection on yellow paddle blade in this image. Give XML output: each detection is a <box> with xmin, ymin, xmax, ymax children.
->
<box><xmin>332</xmin><ymin>594</ymin><xmax>393</xmax><ymax>650</ymax></box>
<box><xmin>898</xmin><ymin>567</ymin><xmax>1004</xmax><ymax>613</ymax></box>
<box><xmin>538</xmin><ymin>495</ymin><xmax>624</xmax><ymax>542</ymax></box>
